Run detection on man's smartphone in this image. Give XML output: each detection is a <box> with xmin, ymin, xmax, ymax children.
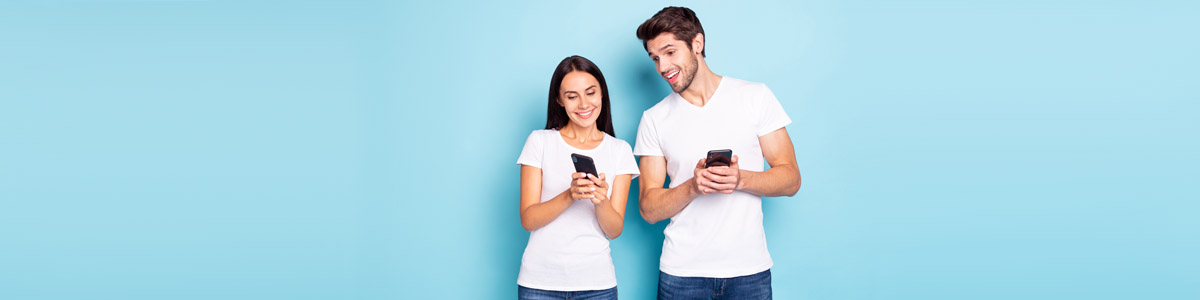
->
<box><xmin>571</xmin><ymin>153</ymin><xmax>598</xmax><ymax>178</ymax></box>
<box><xmin>704</xmin><ymin>149</ymin><xmax>733</xmax><ymax>168</ymax></box>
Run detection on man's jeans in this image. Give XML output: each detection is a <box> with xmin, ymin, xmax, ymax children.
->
<box><xmin>518</xmin><ymin>285</ymin><xmax>618</xmax><ymax>300</ymax></box>
<box><xmin>658</xmin><ymin>269</ymin><xmax>772</xmax><ymax>300</ymax></box>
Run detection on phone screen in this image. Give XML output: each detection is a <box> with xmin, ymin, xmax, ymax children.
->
<box><xmin>705</xmin><ymin>149</ymin><xmax>733</xmax><ymax>168</ymax></box>
<box><xmin>571</xmin><ymin>153</ymin><xmax>598</xmax><ymax>178</ymax></box>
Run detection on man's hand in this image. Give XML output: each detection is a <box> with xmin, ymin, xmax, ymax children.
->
<box><xmin>699</xmin><ymin>155</ymin><xmax>741</xmax><ymax>194</ymax></box>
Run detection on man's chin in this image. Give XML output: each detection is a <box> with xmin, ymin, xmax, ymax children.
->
<box><xmin>670</xmin><ymin>82</ymin><xmax>686</xmax><ymax>93</ymax></box>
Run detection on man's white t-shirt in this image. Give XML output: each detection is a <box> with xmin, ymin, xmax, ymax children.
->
<box><xmin>516</xmin><ymin>129</ymin><xmax>640</xmax><ymax>291</ymax></box>
<box><xmin>633</xmin><ymin>77</ymin><xmax>792</xmax><ymax>278</ymax></box>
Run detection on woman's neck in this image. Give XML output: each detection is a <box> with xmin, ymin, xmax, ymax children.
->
<box><xmin>560</xmin><ymin>123</ymin><xmax>602</xmax><ymax>146</ymax></box>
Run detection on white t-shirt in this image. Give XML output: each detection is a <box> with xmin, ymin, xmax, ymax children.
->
<box><xmin>516</xmin><ymin>129</ymin><xmax>640</xmax><ymax>291</ymax></box>
<box><xmin>633</xmin><ymin>77</ymin><xmax>792</xmax><ymax>278</ymax></box>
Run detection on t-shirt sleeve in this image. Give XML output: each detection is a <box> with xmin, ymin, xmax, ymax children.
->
<box><xmin>756</xmin><ymin>84</ymin><xmax>793</xmax><ymax>136</ymax></box>
<box><xmin>632</xmin><ymin>112</ymin><xmax>663</xmax><ymax>157</ymax></box>
<box><xmin>516</xmin><ymin>131</ymin><xmax>543</xmax><ymax>168</ymax></box>
<box><xmin>615</xmin><ymin>141</ymin><xmax>641</xmax><ymax>179</ymax></box>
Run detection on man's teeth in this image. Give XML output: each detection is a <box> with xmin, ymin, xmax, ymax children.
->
<box><xmin>667</xmin><ymin>71</ymin><xmax>679</xmax><ymax>79</ymax></box>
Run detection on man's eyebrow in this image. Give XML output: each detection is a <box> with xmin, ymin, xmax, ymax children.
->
<box><xmin>648</xmin><ymin>43</ymin><xmax>676</xmax><ymax>57</ymax></box>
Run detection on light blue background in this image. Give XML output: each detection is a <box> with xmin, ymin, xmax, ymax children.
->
<box><xmin>2</xmin><ymin>0</ymin><xmax>1197</xmax><ymax>299</ymax></box>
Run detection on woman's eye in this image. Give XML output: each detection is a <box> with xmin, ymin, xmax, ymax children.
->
<box><xmin>586</xmin><ymin>92</ymin><xmax>595</xmax><ymax>96</ymax></box>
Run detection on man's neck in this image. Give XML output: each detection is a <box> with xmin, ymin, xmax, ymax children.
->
<box><xmin>679</xmin><ymin>68</ymin><xmax>722</xmax><ymax>107</ymax></box>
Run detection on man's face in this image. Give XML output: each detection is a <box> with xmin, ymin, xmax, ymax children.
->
<box><xmin>646</xmin><ymin>33</ymin><xmax>699</xmax><ymax>94</ymax></box>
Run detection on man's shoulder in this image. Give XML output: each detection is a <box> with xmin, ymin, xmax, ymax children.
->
<box><xmin>722</xmin><ymin>77</ymin><xmax>770</xmax><ymax>94</ymax></box>
<box><xmin>640</xmin><ymin>93</ymin><xmax>678</xmax><ymax>120</ymax></box>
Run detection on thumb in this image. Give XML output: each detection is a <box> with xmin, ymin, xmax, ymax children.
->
<box><xmin>730</xmin><ymin>155</ymin><xmax>739</xmax><ymax>166</ymax></box>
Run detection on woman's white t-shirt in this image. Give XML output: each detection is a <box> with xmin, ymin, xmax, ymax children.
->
<box><xmin>516</xmin><ymin>129</ymin><xmax>640</xmax><ymax>291</ymax></box>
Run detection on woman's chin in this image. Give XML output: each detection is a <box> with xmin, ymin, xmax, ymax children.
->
<box><xmin>568</xmin><ymin>120</ymin><xmax>596</xmax><ymax>129</ymax></box>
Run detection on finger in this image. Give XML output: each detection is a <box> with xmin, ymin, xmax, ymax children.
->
<box><xmin>710</xmin><ymin>181</ymin><xmax>737</xmax><ymax>191</ymax></box>
<box><xmin>702</xmin><ymin>170</ymin><xmax>730</xmax><ymax>184</ymax></box>
<box><xmin>589</xmin><ymin>174</ymin><xmax>609</xmax><ymax>188</ymax></box>
<box><xmin>693</xmin><ymin>177</ymin><xmax>710</xmax><ymax>194</ymax></box>
<box><xmin>712</xmin><ymin>165</ymin><xmax>741</xmax><ymax>177</ymax></box>
<box><xmin>708</xmin><ymin>172</ymin><xmax>736</xmax><ymax>184</ymax></box>
<box><xmin>580</xmin><ymin>178</ymin><xmax>600</xmax><ymax>187</ymax></box>
<box><xmin>706</xmin><ymin>166</ymin><xmax>731</xmax><ymax>176</ymax></box>
<box><xmin>574</xmin><ymin>190</ymin><xmax>591</xmax><ymax>199</ymax></box>
<box><xmin>696</xmin><ymin>158</ymin><xmax>706</xmax><ymax>169</ymax></box>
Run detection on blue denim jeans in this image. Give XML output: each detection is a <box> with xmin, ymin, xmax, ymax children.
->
<box><xmin>518</xmin><ymin>285</ymin><xmax>618</xmax><ymax>300</ymax></box>
<box><xmin>658</xmin><ymin>269</ymin><xmax>772</xmax><ymax>300</ymax></box>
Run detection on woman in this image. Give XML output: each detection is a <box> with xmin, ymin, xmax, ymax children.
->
<box><xmin>516</xmin><ymin>55</ymin><xmax>639</xmax><ymax>299</ymax></box>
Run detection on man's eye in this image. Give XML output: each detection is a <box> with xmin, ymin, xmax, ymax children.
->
<box><xmin>667</xmin><ymin>50</ymin><xmax>675</xmax><ymax>55</ymax></box>
<box><xmin>653</xmin><ymin>57</ymin><xmax>659</xmax><ymax>62</ymax></box>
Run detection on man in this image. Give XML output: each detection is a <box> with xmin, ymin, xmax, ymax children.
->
<box><xmin>632</xmin><ymin>6</ymin><xmax>802</xmax><ymax>300</ymax></box>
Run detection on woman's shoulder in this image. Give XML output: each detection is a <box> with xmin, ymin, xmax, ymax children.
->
<box><xmin>526</xmin><ymin>129</ymin><xmax>558</xmax><ymax>139</ymax></box>
<box><xmin>603</xmin><ymin>134</ymin><xmax>635</xmax><ymax>153</ymax></box>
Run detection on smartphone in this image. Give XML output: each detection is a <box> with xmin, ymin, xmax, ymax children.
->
<box><xmin>704</xmin><ymin>149</ymin><xmax>733</xmax><ymax>168</ymax></box>
<box><xmin>571</xmin><ymin>153</ymin><xmax>598</xmax><ymax>178</ymax></box>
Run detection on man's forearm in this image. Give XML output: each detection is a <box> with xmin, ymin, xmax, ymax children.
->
<box><xmin>737</xmin><ymin>163</ymin><xmax>801</xmax><ymax>197</ymax></box>
<box><xmin>640</xmin><ymin>178</ymin><xmax>700</xmax><ymax>224</ymax></box>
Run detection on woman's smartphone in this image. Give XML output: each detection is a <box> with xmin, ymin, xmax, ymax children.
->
<box><xmin>571</xmin><ymin>153</ymin><xmax>598</xmax><ymax>178</ymax></box>
<box><xmin>705</xmin><ymin>149</ymin><xmax>733</xmax><ymax>168</ymax></box>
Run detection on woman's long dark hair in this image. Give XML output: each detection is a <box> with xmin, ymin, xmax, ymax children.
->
<box><xmin>545</xmin><ymin>55</ymin><xmax>615</xmax><ymax>137</ymax></box>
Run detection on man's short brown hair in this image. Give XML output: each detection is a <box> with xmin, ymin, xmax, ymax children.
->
<box><xmin>636</xmin><ymin>6</ymin><xmax>706</xmax><ymax>57</ymax></box>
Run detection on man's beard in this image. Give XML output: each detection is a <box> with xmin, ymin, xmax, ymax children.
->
<box><xmin>671</xmin><ymin>54</ymin><xmax>700</xmax><ymax>93</ymax></box>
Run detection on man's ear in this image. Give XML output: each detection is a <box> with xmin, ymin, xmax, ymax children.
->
<box><xmin>692</xmin><ymin>33</ymin><xmax>705</xmax><ymax>56</ymax></box>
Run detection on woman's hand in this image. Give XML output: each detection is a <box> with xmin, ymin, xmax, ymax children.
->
<box><xmin>570</xmin><ymin>172</ymin><xmax>597</xmax><ymax>201</ymax></box>
<box><xmin>587</xmin><ymin>173</ymin><xmax>609</xmax><ymax>205</ymax></box>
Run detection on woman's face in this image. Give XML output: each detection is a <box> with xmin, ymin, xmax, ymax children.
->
<box><xmin>557</xmin><ymin>71</ymin><xmax>603</xmax><ymax>129</ymax></box>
